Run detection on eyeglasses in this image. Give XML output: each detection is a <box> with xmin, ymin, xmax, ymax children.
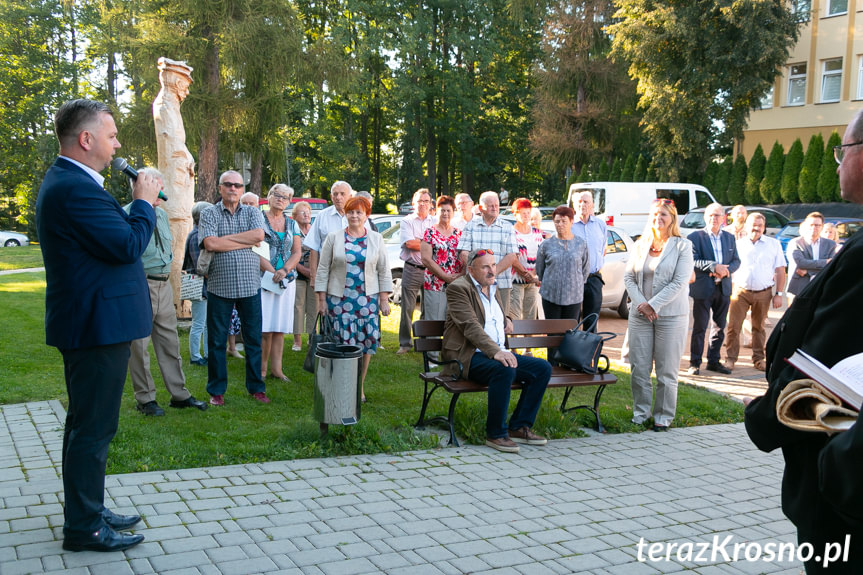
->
<box><xmin>221</xmin><ymin>182</ymin><xmax>244</xmax><ymax>189</ymax></box>
<box><xmin>834</xmin><ymin>141</ymin><xmax>863</xmax><ymax>165</ymax></box>
<box><xmin>269</xmin><ymin>194</ymin><xmax>290</xmax><ymax>200</ymax></box>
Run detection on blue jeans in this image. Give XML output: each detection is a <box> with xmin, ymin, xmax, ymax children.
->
<box><xmin>206</xmin><ymin>291</ymin><xmax>265</xmax><ymax>396</ymax></box>
<box><xmin>468</xmin><ymin>352</ymin><xmax>551</xmax><ymax>439</ymax></box>
<box><xmin>190</xmin><ymin>298</ymin><xmax>208</xmax><ymax>361</ymax></box>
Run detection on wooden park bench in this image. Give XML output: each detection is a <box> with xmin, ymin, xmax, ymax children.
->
<box><xmin>412</xmin><ymin>318</ymin><xmax>618</xmax><ymax>446</ymax></box>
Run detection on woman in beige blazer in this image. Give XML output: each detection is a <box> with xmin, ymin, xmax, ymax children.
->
<box><xmin>624</xmin><ymin>199</ymin><xmax>694</xmax><ymax>431</ymax></box>
<box><xmin>315</xmin><ymin>196</ymin><xmax>393</xmax><ymax>401</ymax></box>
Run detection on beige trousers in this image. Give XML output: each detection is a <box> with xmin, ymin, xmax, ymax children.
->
<box><xmin>129</xmin><ymin>279</ymin><xmax>191</xmax><ymax>404</ymax></box>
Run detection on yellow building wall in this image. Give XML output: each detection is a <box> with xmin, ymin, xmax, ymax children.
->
<box><xmin>738</xmin><ymin>1</ymin><xmax>863</xmax><ymax>160</ymax></box>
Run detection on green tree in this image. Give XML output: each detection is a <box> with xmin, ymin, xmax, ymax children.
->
<box><xmin>701</xmin><ymin>161</ymin><xmax>718</xmax><ymax>193</ymax></box>
<box><xmin>744</xmin><ymin>143</ymin><xmax>766</xmax><ymax>204</ymax></box>
<box><xmin>761</xmin><ymin>141</ymin><xmax>785</xmax><ymax>204</ymax></box>
<box><xmin>576</xmin><ymin>164</ymin><xmax>590</xmax><ymax>183</ymax></box>
<box><xmin>712</xmin><ymin>156</ymin><xmax>733</xmax><ymax>204</ymax></box>
<box><xmin>620</xmin><ymin>154</ymin><xmax>635</xmax><ymax>182</ymax></box>
<box><xmin>818</xmin><ymin>131</ymin><xmax>841</xmax><ymax>202</ymax></box>
<box><xmin>609</xmin><ymin>157</ymin><xmax>623</xmax><ymax>181</ymax></box>
<box><xmin>645</xmin><ymin>160</ymin><xmax>658</xmax><ymax>182</ymax></box>
<box><xmin>780</xmin><ymin>138</ymin><xmax>803</xmax><ymax>203</ymax></box>
<box><xmin>597</xmin><ymin>158</ymin><xmax>610</xmax><ymax>180</ymax></box>
<box><xmin>529</xmin><ymin>0</ymin><xmax>640</xmax><ymax>173</ymax></box>
<box><xmin>798</xmin><ymin>133</ymin><xmax>823</xmax><ymax>203</ymax></box>
<box><xmin>608</xmin><ymin>0</ymin><xmax>800</xmax><ymax>180</ymax></box>
<box><xmin>634</xmin><ymin>154</ymin><xmax>647</xmax><ymax>181</ymax></box>
<box><xmin>727</xmin><ymin>154</ymin><xmax>747</xmax><ymax>205</ymax></box>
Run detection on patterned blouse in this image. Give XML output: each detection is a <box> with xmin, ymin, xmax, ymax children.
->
<box><xmin>422</xmin><ymin>226</ymin><xmax>463</xmax><ymax>291</ymax></box>
<box><xmin>513</xmin><ymin>226</ymin><xmax>544</xmax><ymax>284</ymax></box>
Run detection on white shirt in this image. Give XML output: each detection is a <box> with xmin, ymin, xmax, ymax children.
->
<box><xmin>399</xmin><ymin>212</ymin><xmax>435</xmax><ymax>264</ymax></box>
<box><xmin>59</xmin><ymin>155</ymin><xmax>105</xmax><ymax>187</ymax></box>
<box><xmin>469</xmin><ymin>274</ymin><xmax>505</xmax><ymax>351</ymax></box>
<box><xmin>733</xmin><ymin>235</ymin><xmax>785</xmax><ymax>291</ymax></box>
<box><xmin>302</xmin><ymin>205</ymin><xmax>371</xmax><ymax>252</ymax></box>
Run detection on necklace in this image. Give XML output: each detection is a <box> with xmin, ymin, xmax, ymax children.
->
<box><xmin>649</xmin><ymin>238</ymin><xmax>667</xmax><ymax>255</ymax></box>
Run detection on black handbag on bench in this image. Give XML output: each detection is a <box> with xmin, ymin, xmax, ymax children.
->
<box><xmin>553</xmin><ymin>313</ymin><xmax>615</xmax><ymax>374</ymax></box>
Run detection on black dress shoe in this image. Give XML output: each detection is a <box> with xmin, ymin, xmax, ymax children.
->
<box><xmin>63</xmin><ymin>525</ymin><xmax>144</xmax><ymax>552</ymax></box>
<box><xmin>136</xmin><ymin>401</ymin><xmax>165</xmax><ymax>416</ymax></box>
<box><xmin>169</xmin><ymin>396</ymin><xmax>209</xmax><ymax>411</ymax></box>
<box><xmin>653</xmin><ymin>424</ymin><xmax>669</xmax><ymax>432</ymax></box>
<box><xmin>706</xmin><ymin>362</ymin><xmax>732</xmax><ymax>375</ymax></box>
<box><xmin>102</xmin><ymin>508</ymin><xmax>141</xmax><ymax>530</ymax></box>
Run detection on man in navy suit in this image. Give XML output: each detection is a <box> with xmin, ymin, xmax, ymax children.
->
<box><xmin>687</xmin><ymin>203</ymin><xmax>740</xmax><ymax>375</ymax></box>
<box><xmin>36</xmin><ymin>99</ymin><xmax>160</xmax><ymax>552</ymax></box>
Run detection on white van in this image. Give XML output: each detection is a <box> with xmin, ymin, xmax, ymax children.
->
<box><xmin>568</xmin><ymin>182</ymin><xmax>716</xmax><ymax>238</ymax></box>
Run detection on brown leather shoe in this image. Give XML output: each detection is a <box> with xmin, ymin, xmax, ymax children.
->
<box><xmin>754</xmin><ymin>359</ymin><xmax>767</xmax><ymax>371</ymax></box>
<box><xmin>509</xmin><ymin>427</ymin><xmax>548</xmax><ymax>445</ymax></box>
<box><xmin>485</xmin><ymin>437</ymin><xmax>520</xmax><ymax>453</ymax></box>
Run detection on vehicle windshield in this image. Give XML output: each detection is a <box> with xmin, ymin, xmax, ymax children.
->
<box><xmin>779</xmin><ymin>224</ymin><xmax>800</xmax><ymax>238</ymax></box>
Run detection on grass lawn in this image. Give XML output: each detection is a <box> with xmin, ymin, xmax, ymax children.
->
<box><xmin>0</xmin><ymin>271</ymin><xmax>744</xmax><ymax>474</ymax></box>
<box><xmin>0</xmin><ymin>244</ymin><xmax>43</xmax><ymax>271</ymax></box>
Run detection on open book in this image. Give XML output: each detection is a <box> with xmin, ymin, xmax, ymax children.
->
<box><xmin>775</xmin><ymin>350</ymin><xmax>863</xmax><ymax>433</ymax></box>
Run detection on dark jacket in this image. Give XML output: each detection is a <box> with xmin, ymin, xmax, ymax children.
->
<box><xmin>745</xmin><ymin>229</ymin><xmax>863</xmax><ymax>570</ymax></box>
<box><xmin>689</xmin><ymin>229</ymin><xmax>739</xmax><ymax>299</ymax></box>
<box><xmin>36</xmin><ymin>157</ymin><xmax>155</xmax><ymax>350</ymax></box>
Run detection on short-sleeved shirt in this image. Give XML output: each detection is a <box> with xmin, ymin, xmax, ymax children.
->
<box><xmin>422</xmin><ymin>226</ymin><xmax>463</xmax><ymax>291</ymax></box>
<box><xmin>513</xmin><ymin>227</ymin><xmax>544</xmax><ymax>284</ymax></box>
<box><xmin>457</xmin><ymin>216</ymin><xmax>517</xmax><ymax>288</ymax></box>
<box><xmin>570</xmin><ymin>215</ymin><xmax>606</xmax><ymax>275</ymax></box>
<box><xmin>199</xmin><ymin>201</ymin><xmax>266</xmax><ymax>299</ymax></box>
<box><xmin>733</xmin><ymin>235</ymin><xmax>785</xmax><ymax>291</ymax></box>
<box><xmin>302</xmin><ymin>205</ymin><xmax>371</xmax><ymax>253</ymax></box>
<box><xmin>400</xmin><ymin>213</ymin><xmax>435</xmax><ymax>265</ymax></box>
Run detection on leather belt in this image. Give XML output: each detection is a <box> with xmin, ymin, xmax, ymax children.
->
<box><xmin>147</xmin><ymin>274</ymin><xmax>170</xmax><ymax>282</ymax></box>
<box><xmin>405</xmin><ymin>261</ymin><xmax>426</xmax><ymax>270</ymax></box>
<box><xmin>588</xmin><ymin>272</ymin><xmax>602</xmax><ymax>279</ymax></box>
<box><xmin>742</xmin><ymin>286</ymin><xmax>772</xmax><ymax>293</ymax></box>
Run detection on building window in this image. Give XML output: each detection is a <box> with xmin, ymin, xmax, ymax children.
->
<box><xmin>821</xmin><ymin>58</ymin><xmax>842</xmax><ymax>103</ymax></box>
<box><xmin>858</xmin><ymin>57</ymin><xmax>863</xmax><ymax>99</ymax></box>
<box><xmin>788</xmin><ymin>63</ymin><xmax>807</xmax><ymax>106</ymax></box>
<box><xmin>759</xmin><ymin>86</ymin><xmax>774</xmax><ymax>109</ymax></box>
<box><xmin>828</xmin><ymin>0</ymin><xmax>847</xmax><ymax>15</ymax></box>
<box><xmin>792</xmin><ymin>0</ymin><xmax>811</xmax><ymax>20</ymax></box>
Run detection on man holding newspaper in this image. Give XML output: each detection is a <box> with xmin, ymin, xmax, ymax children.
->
<box><xmin>745</xmin><ymin>110</ymin><xmax>863</xmax><ymax>574</ymax></box>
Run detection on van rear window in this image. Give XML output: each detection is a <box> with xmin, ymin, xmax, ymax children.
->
<box><xmin>572</xmin><ymin>187</ymin><xmax>604</xmax><ymax>215</ymax></box>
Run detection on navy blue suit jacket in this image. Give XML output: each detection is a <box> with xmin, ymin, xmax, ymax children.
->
<box><xmin>36</xmin><ymin>158</ymin><xmax>156</xmax><ymax>350</ymax></box>
<box><xmin>688</xmin><ymin>229</ymin><xmax>740</xmax><ymax>299</ymax></box>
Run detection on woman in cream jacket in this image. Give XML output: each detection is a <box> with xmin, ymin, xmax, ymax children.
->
<box><xmin>315</xmin><ymin>196</ymin><xmax>392</xmax><ymax>401</ymax></box>
<box><xmin>624</xmin><ymin>199</ymin><xmax>694</xmax><ymax>431</ymax></box>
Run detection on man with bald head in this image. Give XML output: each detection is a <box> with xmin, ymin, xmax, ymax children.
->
<box><xmin>745</xmin><ymin>109</ymin><xmax>863</xmax><ymax>573</ymax></box>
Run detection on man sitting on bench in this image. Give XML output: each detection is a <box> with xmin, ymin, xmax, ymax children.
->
<box><xmin>442</xmin><ymin>248</ymin><xmax>552</xmax><ymax>453</ymax></box>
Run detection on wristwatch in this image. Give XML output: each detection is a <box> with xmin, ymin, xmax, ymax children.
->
<box><xmin>775</xmin><ymin>291</ymin><xmax>784</xmax><ymax>296</ymax></box>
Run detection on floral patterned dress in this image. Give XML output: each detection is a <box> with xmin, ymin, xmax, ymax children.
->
<box><xmin>327</xmin><ymin>232</ymin><xmax>381</xmax><ymax>354</ymax></box>
<box><xmin>422</xmin><ymin>226</ymin><xmax>463</xmax><ymax>291</ymax></box>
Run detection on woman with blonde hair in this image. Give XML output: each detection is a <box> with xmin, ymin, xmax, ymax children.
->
<box><xmin>259</xmin><ymin>184</ymin><xmax>301</xmax><ymax>380</ymax></box>
<box><xmin>624</xmin><ymin>199</ymin><xmax>694</xmax><ymax>431</ymax></box>
<box><xmin>316</xmin><ymin>196</ymin><xmax>392</xmax><ymax>402</ymax></box>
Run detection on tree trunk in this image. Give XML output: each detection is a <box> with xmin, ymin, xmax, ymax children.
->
<box><xmin>250</xmin><ymin>152</ymin><xmax>263</xmax><ymax>196</ymax></box>
<box><xmin>198</xmin><ymin>36</ymin><xmax>220</xmax><ymax>203</ymax></box>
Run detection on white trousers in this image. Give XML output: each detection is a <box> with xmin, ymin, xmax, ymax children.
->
<box><xmin>627</xmin><ymin>313</ymin><xmax>688</xmax><ymax>426</ymax></box>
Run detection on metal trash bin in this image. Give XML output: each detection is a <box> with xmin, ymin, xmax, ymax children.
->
<box><xmin>313</xmin><ymin>342</ymin><xmax>363</xmax><ymax>426</ymax></box>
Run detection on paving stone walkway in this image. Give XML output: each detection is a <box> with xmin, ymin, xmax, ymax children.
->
<box><xmin>0</xmin><ymin>401</ymin><xmax>805</xmax><ymax>575</ymax></box>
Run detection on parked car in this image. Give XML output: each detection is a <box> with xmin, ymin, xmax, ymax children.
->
<box><xmin>0</xmin><ymin>231</ymin><xmax>29</xmax><ymax>247</ymax></box>
<box><xmin>381</xmin><ymin>220</ymin><xmax>634</xmax><ymax>318</ymax></box>
<box><xmin>777</xmin><ymin>217</ymin><xmax>863</xmax><ymax>255</ymax></box>
<box><xmin>370</xmin><ymin>214</ymin><xmax>402</xmax><ymax>234</ymax></box>
<box><xmin>679</xmin><ymin>206</ymin><xmax>789</xmax><ymax>237</ymax></box>
<box><xmin>398</xmin><ymin>201</ymin><xmax>413</xmax><ymax>215</ymax></box>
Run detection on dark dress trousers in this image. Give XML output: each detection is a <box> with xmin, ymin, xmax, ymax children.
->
<box><xmin>36</xmin><ymin>157</ymin><xmax>155</xmax><ymax>536</ymax></box>
<box><xmin>688</xmin><ymin>230</ymin><xmax>739</xmax><ymax>367</ymax></box>
<box><xmin>744</xmin><ymin>230</ymin><xmax>863</xmax><ymax>573</ymax></box>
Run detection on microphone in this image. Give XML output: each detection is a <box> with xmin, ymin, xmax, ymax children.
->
<box><xmin>111</xmin><ymin>157</ymin><xmax>168</xmax><ymax>201</ymax></box>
